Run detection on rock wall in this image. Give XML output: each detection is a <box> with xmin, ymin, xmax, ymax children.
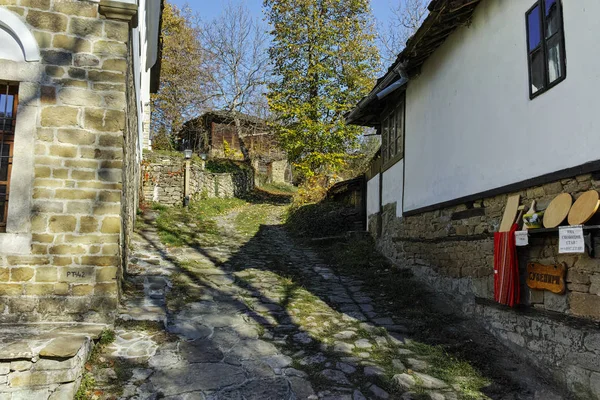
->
<box><xmin>142</xmin><ymin>155</ymin><xmax>254</xmax><ymax>206</ymax></box>
<box><xmin>371</xmin><ymin>173</ymin><xmax>600</xmax><ymax>398</ymax></box>
<box><xmin>0</xmin><ymin>1</ymin><xmax>134</xmax><ymax>323</ymax></box>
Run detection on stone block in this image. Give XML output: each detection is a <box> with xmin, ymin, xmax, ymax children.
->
<box><xmin>69</xmin><ymin>17</ymin><xmax>103</xmax><ymax>36</ymax></box>
<box><xmin>102</xmin><ymin>58</ymin><xmax>127</xmax><ymax>72</ymax></box>
<box><xmin>20</xmin><ymin>0</ymin><xmax>50</xmax><ymax>8</ymax></box>
<box><xmin>53</xmin><ymin>1</ymin><xmax>98</xmax><ymax>17</ymax></box>
<box><xmin>94</xmin><ymin>282</ymin><xmax>118</xmax><ymax>296</ymax></box>
<box><xmin>52</xmin><ymin>35</ymin><xmax>91</xmax><ymax>52</ymax></box>
<box><xmin>54</xmin><ymin>283</ymin><xmax>69</xmax><ymax>296</ymax></box>
<box><xmin>79</xmin><ymin>216</ymin><xmax>99</xmax><ymax>234</ymax></box>
<box><xmin>96</xmin><ymin>266</ymin><xmax>117</xmax><ymax>282</ymax></box>
<box><xmin>26</xmin><ymin>10</ymin><xmax>67</xmax><ymax>32</ymax></box>
<box><xmin>40</xmin><ymin>336</ymin><xmax>87</xmax><ymax>358</ymax></box>
<box><xmin>49</xmin><ymin>216</ymin><xmax>77</xmax><ymax>233</ymax></box>
<box><xmin>570</xmin><ymin>292</ymin><xmax>600</xmax><ymax>320</ymax></box>
<box><xmin>0</xmin><ymin>284</ymin><xmax>22</xmax><ymax>296</ymax></box>
<box><xmin>0</xmin><ymin>268</ymin><xmax>8</xmax><ymax>282</ymax></box>
<box><xmin>100</xmin><ymin>217</ymin><xmax>121</xmax><ymax>234</ymax></box>
<box><xmin>72</xmin><ymin>284</ymin><xmax>93</xmax><ymax>296</ymax></box>
<box><xmin>92</xmin><ymin>203</ymin><xmax>120</xmax><ymax>215</ymax></box>
<box><xmin>35</xmin><ymin>267</ymin><xmax>58</xmax><ymax>282</ymax></box>
<box><xmin>57</xmin><ymin>79</ymin><xmax>89</xmax><ymax>88</ymax></box>
<box><xmin>68</xmin><ymin>67</ymin><xmax>87</xmax><ymax>79</ymax></box>
<box><xmin>74</xmin><ymin>54</ymin><xmax>100</xmax><ymax>67</ymax></box>
<box><xmin>10</xmin><ymin>267</ymin><xmax>34</xmax><ymax>282</ymax></box>
<box><xmin>84</xmin><ymin>108</ymin><xmax>125</xmax><ymax>132</ymax></box>
<box><xmin>58</xmin><ymin>267</ymin><xmax>94</xmax><ymax>283</ymax></box>
<box><xmin>104</xmin><ymin>20</ymin><xmax>129</xmax><ymax>41</ymax></box>
<box><xmin>49</xmin><ymin>245</ymin><xmax>86</xmax><ymax>255</ymax></box>
<box><xmin>93</xmin><ymin>40</ymin><xmax>127</xmax><ymax>57</ymax></box>
<box><xmin>55</xmin><ymin>189</ymin><xmax>97</xmax><ymax>200</ymax></box>
<box><xmin>58</xmin><ymin>88</ymin><xmax>102</xmax><ymax>107</ymax></box>
<box><xmin>98</xmin><ymin>191</ymin><xmax>121</xmax><ymax>203</ymax></box>
<box><xmin>45</xmin><ymin>66</ymin><xmax>65</xmax><ymax>78</ymax></box>
<box><xmin>81</xmin><ymin>256</ymin><xmax>119</xmax><ymax>267</ymax></box>
<box><xmin>24</xmin><ymin>283</ymin><xmax>54</xmax><ymax>296</ymax></box>
<box><xmin>71</xmin><ymin>170</ymin><xmax>97</xmax><ymax>181</ymax></box>
<box><xmin>41</xmin><ymin>107</ymin><xmax>79</xmax><ymax>127</ymax></box>
<box><xmin>41</xmin><ymin>50</ymin><xmax>73</xmax><ymax>66</ymax></box>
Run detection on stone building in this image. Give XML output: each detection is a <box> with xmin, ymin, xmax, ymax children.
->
<box><xmin>348</xmin><ymin>0</ymin><xmax>600</xmax><ymax>398</ymax></box>
<box><xmin>179</xmin><ymin>111</ymin><xmax>292</xmax><ymax>185</ymax></box>
<box><xmin>0</xmin><ymin>0</ymin><xmax>162</xmax><ymax>324</ymax></box>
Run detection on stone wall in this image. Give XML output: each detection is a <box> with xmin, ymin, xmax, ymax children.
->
<box><xmin>371</xmin><ymin>172</ymin><xmax>600</xmax><ymax>398</ymax></box>
<box><xmin>142</xmin><ymin>155</ymin><xmax>254</xmax><ymax>206</ymax></box>
<box><xmin>0</xmin><ymin>1</ymin><xmax>132</xmax><ymax>323</ymax></box>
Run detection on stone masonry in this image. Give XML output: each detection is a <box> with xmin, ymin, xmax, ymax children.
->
<box><xmin>142</xmin><ymin>154</ymin><xmax>254</xmax><ymax>207</ymax></box>
<box><xmin>370</xmin><ymin>172</ymin><xmax>600</xmax><ymax>398</ymax></box>
<box><xmin>0</xmin><ymin>0</ymin><xmax>135</xmax><ymax>323</ymax></box>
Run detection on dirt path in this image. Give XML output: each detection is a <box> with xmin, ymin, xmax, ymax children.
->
<box><xmin>85</xmin><ymin>203</ymin><xmax>564</xmax><ymax>400</ymax></box>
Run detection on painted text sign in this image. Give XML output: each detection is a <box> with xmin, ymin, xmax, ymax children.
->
<box><xmin>526</xmin><ymin>263</ymin><xmax>566</xmax><ymax>294</ymax></box>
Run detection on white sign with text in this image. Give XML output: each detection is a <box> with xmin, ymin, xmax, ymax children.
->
<box><xmin>559</xmin><ymin>225</ymin><xmax>585</xmax><ymax>254</ymax></box>
<box><xmin>515</xmin><ymin>230</ymin><xmax>529</xmax><ymax>246</ymax></box>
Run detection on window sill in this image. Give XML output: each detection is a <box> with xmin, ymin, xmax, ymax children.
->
<box><xmin>0</xmin><ymin>233</ymin><xmax>31</xmax><ymax>255</ymax></box>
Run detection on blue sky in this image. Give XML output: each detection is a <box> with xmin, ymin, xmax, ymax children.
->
<box><xmin>169</xmin><ymin>0</ymin><xmax>396</xmax><ymax>28</ymax></box>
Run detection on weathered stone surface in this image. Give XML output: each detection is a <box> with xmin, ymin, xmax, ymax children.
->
<box><xmin>321</xmin><ymin>369</ymin><xmax>351</xmax><ymax>385</ymax></box>
<box><xmin>0</xmin><ymin>342</ymin><xmax>33</xmax><ymax>360</ymax></box>
<box><xmin>150</xmin><ymin>363</ymin><xmax>245</xmax><ymax>395</ymax></box>
<box><xmin>393</xmin><ymin>373</ymin><xmax>416</xmax><ymax>390</ymax></box>
<box><xmin>39</xmin><ymin>336</ymin><xmax>87</xmax><ymax>358</ymax></box>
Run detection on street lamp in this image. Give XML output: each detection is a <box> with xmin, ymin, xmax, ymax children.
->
<box><xmin>183</xmin><ymin>145</ymin><xmax>192</xmax><ymax>207</ymax></box>
<box><xmin>199</xmin><ymin>152</ymin><xmax>207</xmax><ymax>170</ymax></box>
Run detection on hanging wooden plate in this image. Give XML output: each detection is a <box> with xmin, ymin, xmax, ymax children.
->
<box><xmin>568</xmin><ymin>190</ymin><xmax>600</xmax><ymax>225</ymax></box>
<box><xmin>499</xmin><ymin>195</ymin><xmax>520</xmax><ymax>232</ymax></box>
<box><xmin>543</xmin><ymin>193</ymin><xmax>573</xmax><ymax>228</ymax></box>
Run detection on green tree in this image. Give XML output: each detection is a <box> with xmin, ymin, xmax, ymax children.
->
<box><xmin>151</xmin><ymin>2</ymin><xmax>209</xmax><ymax>139</ymax></box>
<box><xmin>264</xmin><ymin>0</ymin><xmax>379</xmax><ymax>178</ymax></box>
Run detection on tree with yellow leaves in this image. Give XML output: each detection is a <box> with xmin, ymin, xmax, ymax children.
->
<box><xmin>264</xmin><ymin>0</ymin><xmax>380</xmax><ymax>178</ymax></box>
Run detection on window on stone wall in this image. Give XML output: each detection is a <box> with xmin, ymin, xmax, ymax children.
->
<box><xmin>526</xmin><ymin>0</ymin><xmax>566</xmax><ymax>99</ymax></box>
<box><xmin>0</xmin><ymin>82</ymin><xmax>18</xmax><ymax>233</ymax></box>
<box><xmin>381</xmin><ymin>95</ymin><xmax>404</xmax><ymax>168</ymax></box>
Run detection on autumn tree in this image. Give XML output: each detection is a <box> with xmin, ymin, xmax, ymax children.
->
<box><xmin>264</xmin><ymin>0</ymin><xmax>380</xmax><ymax>178</ymax></box>
<box><xmin>379</xmin><ymin>0</ymin><xmax>428</xmax><ymax>66</ymax></box>
<box><xmin>151</xmin><ymin>2</ymin><xmax>209</xmax><ymax>144</ymax></box>
<box><xmin>200</xmin><ymin>2</ymin><xmax>270</xmax><ymax>159</ymax></box>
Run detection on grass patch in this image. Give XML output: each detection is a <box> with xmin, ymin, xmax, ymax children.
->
<box><xmin>259</xmin><ymin>182</ymin><xmax>298</xmax><ymax>194</ymax></box>
<box><xmin>205</xmin><ymin>158</ymin><xmax>251</xmax><ymax>173</ymax></box>
<box><xmin>154</xmin><ymin>198</ymin><xmax>246</xmax><ymax>247</ymax></box>
<box><xmin>234</xmin><ymin>204</ymin><xmax>274</xmax><ymax>236</ymax></box>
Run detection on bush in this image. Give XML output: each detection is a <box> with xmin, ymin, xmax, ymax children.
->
<box><xmin>152</xmin><ymin>131</ymin><xmax>175</xmax><ymax>151</ymax></box>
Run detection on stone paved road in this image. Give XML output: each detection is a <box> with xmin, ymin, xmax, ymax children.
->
<box><xmin>89</xmin><ymin>204</ymin><xmax>562</xmax><ymax>400</ymax></box>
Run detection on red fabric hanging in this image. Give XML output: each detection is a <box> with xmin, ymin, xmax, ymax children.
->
<box><xmin>494</xmin><ymin>223</ymin><xmax>520</xmax><ymax>307</ymax></box>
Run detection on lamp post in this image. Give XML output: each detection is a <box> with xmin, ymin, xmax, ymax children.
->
<box><xmin>183</xmin><ymin>147</ymin><xmax>192</xmax><ymax>207</ymax></box>
<box><xmin>199</xmin><ymin>152</ymin><xmax>207</xmax><ymax>170</ymax></box>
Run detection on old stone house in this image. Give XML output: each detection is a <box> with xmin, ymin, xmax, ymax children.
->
<box><xmin>180</xmin><ymin>111</ymin><xmax>292</xmax><ymax>184</ymax></box>
<box><xmin>348</xmin><ymin>0</ymin><xmax>600</xmax><ymax>397</ymax></box>
<box><xmin>0</xmin><ymin>0</ymin><xmax>162</xmax><ymax>324</ymax></box>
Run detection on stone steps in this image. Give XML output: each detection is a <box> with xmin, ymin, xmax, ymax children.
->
<box><xmin>0</xmin><ymin>324</ymin><xmax>106</xmax><ymax>400</ymax></box>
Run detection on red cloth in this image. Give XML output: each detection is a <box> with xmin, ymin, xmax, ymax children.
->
<box><xmin>494</xmin><ymin>223</ymin><xmax>520</xmax><ymax>307</ymax></box>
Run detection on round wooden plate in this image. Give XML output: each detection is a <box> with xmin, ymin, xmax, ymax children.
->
<box><xmin>568</xmin><ymin>190</ymin><xmax>600</xmax><ymax>225</ymax></box>
<box><xmin>543</xmin><ymin>193</ymin><xmax>573</xmax><ymax>228</ymax></box>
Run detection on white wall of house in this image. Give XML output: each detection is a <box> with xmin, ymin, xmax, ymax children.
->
<box><xmin>133</xmin><ymin>0</ymin><xmax>161</xmax><ymax>154</ymax></box>
<box><xmin>403</xmin><ymin>0</ymin><xmax>600</xmax><ymax>212</ymax></box>
<box><xmin>366</xmin><ymin>174</ymin><xmax>380</xmax><ymax>223</ymax></box>
<box><xmin>382</xmin><ymin>160</ymin><xmax>404</xmax><ymax>216</ymax></box>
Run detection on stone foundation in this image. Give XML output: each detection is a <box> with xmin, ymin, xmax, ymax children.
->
<box><xmin>371</xmin><ymin>173</ymin><xmax>600</xmax><ymax>398</ymax></box>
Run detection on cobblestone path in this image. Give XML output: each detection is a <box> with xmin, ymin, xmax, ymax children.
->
<box><xmin>89</xmin><ymin>204</ymin><xmax>561</xmax><ymax>400</ymax></box>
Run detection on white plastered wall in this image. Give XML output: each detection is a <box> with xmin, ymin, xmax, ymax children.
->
<box><xmin>404</xmin><ymin>0</ymin><xmax>600</xmax><ymax>212</ymax></box>
<box><xmin>366</xmin><ymin>174</ymin><xmax>380</xmax><ymax>221</ymax></box>
<box><xmin>382</xmin><ymin>160</ymin><xmax>404</xmax><ymax>217</ymax></box>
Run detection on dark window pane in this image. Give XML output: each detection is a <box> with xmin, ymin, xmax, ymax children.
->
<box><xmin>546</xmin><ymin>34</ymin><xmax>563</xmax><ymax>83</ymax></box>
<box><xmin>530</xmin><ymin>48</ymin><xmax>545</xmax><ymax>94</ymax></box>
<box><xmin>0</xmin><ymin>185</ymin><xmax>6</xmax><ymax>224</ymax></box>
<box><xmin>527</xmin><ymin>5</ymin><xmax>541</xmax><ymax>51</ymax></box>
<box><xmin>545</xmin><ymin>0</ymin><xmax>560</xmax><ymax>38</ymax></box>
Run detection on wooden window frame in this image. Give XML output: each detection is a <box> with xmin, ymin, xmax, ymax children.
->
<box><xmin>526</xmin><ymin>0</ymin><xmax>566</xmax><ymax>99</ymax></box>
<box><xmin>0</xmin><ymin>82</ymin><xmax>18</xmax><ymax>233</ymax></box>
<box><xmin>381</xmin><ymin>93</ymin><xmax>405</xmax><ymax>171</ymax></box>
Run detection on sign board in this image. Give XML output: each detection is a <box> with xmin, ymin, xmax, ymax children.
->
<box><xmin>526</xmin><ymin>263</ymin><xmax>566</xmax><ymax>294</ymax></box>
<box><xmin>515</xmin><ymin>231</ymin><xmax>529</xmax><ymax>246</ymax></box>
<box><xmin>559</xmin><ymin>225</ymin><xmax>585</xmax><ymax>254</ymax></box>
